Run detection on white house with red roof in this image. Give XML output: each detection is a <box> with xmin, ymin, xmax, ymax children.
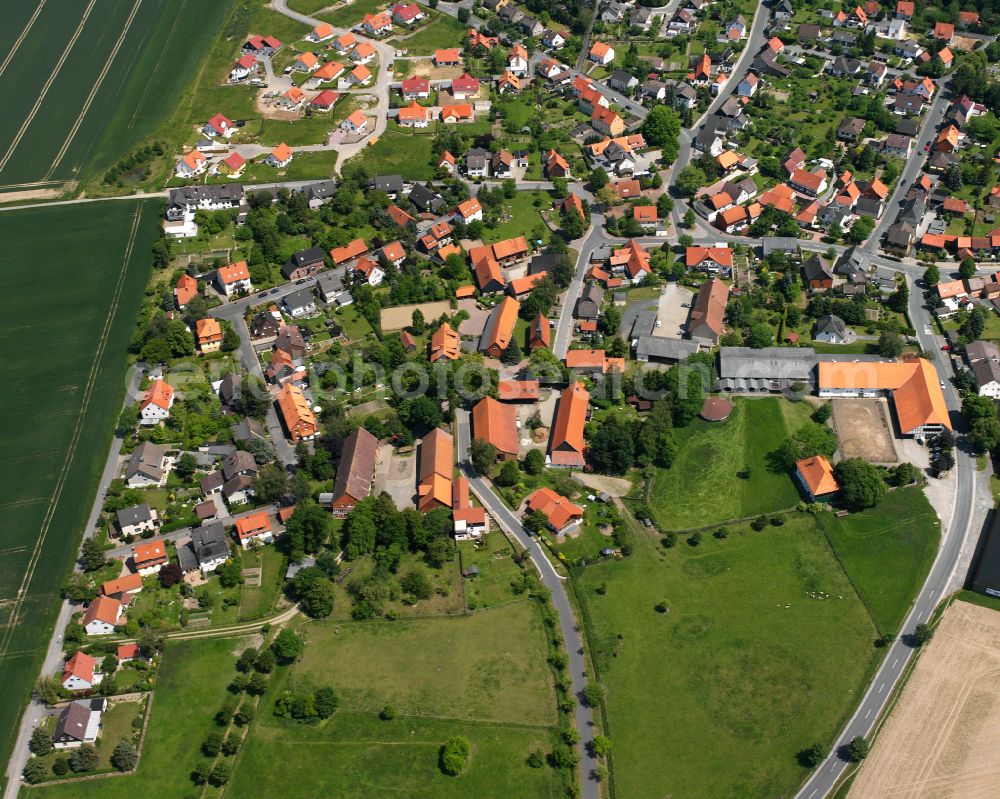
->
<box><xmin>391</xmin><ymin>3</ymin><xmax>424</xmax><ymax>25</ymax></box>
<box><xmin>354</xmin><ymin>256</ymin><xmax>385</xmax><ymax>286</ymax></box>
<box><xmin>229</xmin><ymin>54</ymin><xmax>258</xmax><ymax>82</ymax></box>
<box><xmin>203</xmin><ymin>113</ymin><xmax>236</xmax><ymax>139</ymax></box>
<box><xmin>139</xmin><ymin>379</ymin><xmax>174</xmax><ymax>425</ymax></box>
<box><xmin>216</xmin><ymin>260</ymin><xmax>254</xmax><ymax>296</ymax></box>
<box><xmin>401</xmin><ymin>75</ymin><xmax>430</xmax><ymax>99</ymax></box>
<box><xmin>62</xmin><ymin>651</ymin><xmax>101</xmax><ymax>691</ymax></box>
<box><xmin>450</xmin><ymin>73</ymin><xmax>481</xmax><ymax>99</ymax></box>
<box><xmin>310</xmin><ymin>89</ymin><xmax>340</xmax><ymax>111</ymax></box>
<box><xmin>234</xmin><ymin>511</ymin><xmax>274</xmax><ymax>549</ymax></box>
<box><xmin>82</xmin><ymin>596</ymin><xmax>123</xmax><ymax>636</ymax></box>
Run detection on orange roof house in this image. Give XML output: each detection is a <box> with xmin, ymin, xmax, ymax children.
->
<box><xmin>933</xmin><ymin>21</ymin><xmax>954</xmax><ymax>40</ymax></box>
<box><xmin>441</xmin><ymin>103</ymin><xmax>474</xmax><ymax>123</ymax></box>
<box><xmin>82</xmin><ymin>596</ymin><xmax>123</xmax><ymax>634</ymax></box>
<box><xmin>398</xmin><ymin>101</ymin><xmax>431</xmax><ymax>125</ymax></box>
<box><xmin>234</xmin><ymin>511</ymin><xmax>273</xmax><ymax>546</ymax></box>
<box><xmin>139</xmin><ymin>379</ymin><xmax>174</xmax><ymax>423</ymax></box>
<box><xmin>102</xmin><ymin>573</ymin><xmax>143</xmax><ymax>597</ymax></box>
<box><xmin>313</xmin><ymin>61</ymin><xmax>345</xmax><ymax>83</ymax></box>
<box><xmin>133</xmin><ymin>539</ymin><xmax>167</xmax><ymax>571</ymax></box>
<box><xmin>277</xmin><ymin>383</ymin><xmax>317</xmax><ymax>442</ymax></box>
<box><xmin>434</xmin><ymin>48</ymin><xmax>461</xmax><ymax>65</ymax></box>
<box><xmin>524</xmin><ymin>487</ymin><xmax>584</xmax><ymax>533</ymax></box>
<box><xmin>174</xmin><ymin>274</ymin><xmax>198</xmax><ymax>308</ymax></box>
<box><xmin>499</xmin><ymin>379</ymin><xmax>540</xmax><ymax>401</ymax></box>
<box><xmin>759</xmin><ymin>183</ymin><xmax>797</xmax><ymax>215</ymax></box>
<box><xmin>472</xmin><ymin>396</ymin><xmax>519</xmax><ymax>459</ymax></box>
<box><xmin>795</xmin><ymin>455</ymin><xmax>839</xmax><ymax>500</ymax></box>
<box><xmin>817</xmin><ymin>360</ymin><xmax>951</xmax><ymax>437</ymax></box>
<box><xmin>455</xmin><ymin>196</ymin><xmax>482</xmax><ymax>222</ymax></box>
<box><xmin>592</xmin><ymin>106</ymin><xmax>624</xmax><ymax>136</ymax></box>
<box><xmin>688</xmin><ymin>278</ymin><xmax>729</xmax><ymax>343</ymax></box>
<box><xmin>549</xmin><ymin>382</ymin><xmax>588</xmax><ymax>467</ymax></box>
<box><xmin>351</xmin><ymin>63</ymin><xmax>373</xmax><ymax>84</ymax></box>
<box><xmin>562</xmin><ymin>193</ymin><xmax>585</xmax><ymax>219</ymax></box>
<box><xmin>62</xmin><ymin>651</ymin><xmax>97</xmax><ymax>689</ymax></box>
<box><xmin>480</xmin><ymin>296</ymin><xmax>520</xmax><ymax>358</ymax></box>
<box><xmin>418</xmin><ymin>428</ymin><xmax>453</xmax><ymax>511</ymax></box>
<box><xmin>430</xmin><ymin>322</ymin><xmax>460</xmax><ymax>361</ymax></box>
<box><xmin>195</xmin><ymin>318</ymin><xmax>223</xmax><ymax>352</ymax></box>
<box><xmin>936</xmin><ymin>125</ymin><xmax>960</xmax><ymax>152</ymax></box>
<box><xmin>330</xmin><ymin>238</ymin><xmax>368</xmax><ymax>264</ymax></box>
<box><xmin>529</xmin><ymin>314</ymin><xmax>550</xmax><ymax>350</ymax></box>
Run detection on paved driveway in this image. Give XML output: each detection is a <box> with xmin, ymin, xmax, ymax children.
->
<box><xmin>374</xmin><ymin>444</ymin><xmax>416</xmax><ymax>509</ymax></box>
<box><xmin>656</xmin><ymin>283</ymin><xmax>693</xmax><ymax>338</ymax></box>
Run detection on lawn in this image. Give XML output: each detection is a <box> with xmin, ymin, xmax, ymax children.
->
<box><xmin>27</xmin><ymin>699</ymin><xmax>144</xmax><ymax>781</ymax></box>
<box><xmin>231</xmin><ymin>711</ymin><xmax>563</xmax><ymax>798</ymax></box>
<box><xmin>292</xmin><ymin>602</ymin><xmax>557</xmax><ymax>726</ymax></box>
<box><xmin>575</xmin><ymin>515</ymin><xmax>880</xmax><ymax>799</ymax></box>
<box><xmin>0</xmin><ymin>200</ymin><xmax>159</xmax><ymax>780</ymax></box>
<box><xmin>319</xmin><ymin>0</ymin><xmax>388</xmax><ymax>28</ymax></box>
<box><xmin>0</xmin><ymin>0</ymin><xmax>237</xmax><ymax>189</ymax></box>
<box><xmin>349</xmin><ymin>125</ymin><xmax>438</xmax><ymax>179</ymax></box>
<box><xmin>394</xmin><ymin>14</ymin><xmax>468</xmax><ymax>55</ymax></box>
<box><xmin>238</xmin><ymin>545</ymin><xmax>287</xmax><ymax>620</ymax></box>
<box><xmin>458</xmin><ymin>533</ymin><xmax>525</xmax><ymax>610</ymax></box>
<box><xmin>647</xmin><ymin>397</ymin><xmax>804</xmax><ymax>531</ymax></box>
<box><xmin>24</xmin><ymin>636</ymin><xmax>250</xmax><ymax>799</ymax></box>
<box><xmin>234</xmin><ymin>150</ymin><xmax>340</xmax><ymax>183</ymax></box>
<box><xmin>484</xmin><ymin>191</ymin><xmax>551</xmax><ymax>244</ymax></box>
<box><xmin>815</xmin><ymin>487</ymin><xmax>940</xmax><ymax>634</ymax></box>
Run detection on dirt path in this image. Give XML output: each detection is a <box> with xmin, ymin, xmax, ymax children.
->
<box><xmin>847</xmin><ymin>600</ymin><xmax>1000</xmax><ymax>799</ymax></box>
<box><xmin>570</xmin><ymin>472</ymin><xmax>632</xmax><ymax>496</ymax></box>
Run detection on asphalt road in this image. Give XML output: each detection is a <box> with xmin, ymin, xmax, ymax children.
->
<box><xmin>793</xmin><ymin>273</ymin><xmax>976</xmax><ymax>799</ymax></box>
<box><xmin>553</xmin><ymin>211</ymin><xmax>607</xmax><ymax>359</ymax></box>
<box><xmin>455</xmin><ymin>410</ymin><xmax>600</xmax><ymax>798</ymax></box>
<box><xmin>865</xmin><ymin>78</ymin><xmax>953</xmax><ymax>249</ymax></box>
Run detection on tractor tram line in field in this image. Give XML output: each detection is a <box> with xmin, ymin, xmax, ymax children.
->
<box><xmin>0</xmin><ymin>0</ymin><xmax>97</xmax><ymax>175</ymax></box>
<box><xmin>0</xmin><ymin>205</ymin><xmax>142</xmax><ymax>661</ymax></box>
<box><xmin>0</xmin><ymin>0</ymin><xmax>46</xmax><ymax>81</ymax></box>
<box><xmin>45</xmin><ymin>0</ymin><xmax>145</xmax><ymax>181</ymax></box>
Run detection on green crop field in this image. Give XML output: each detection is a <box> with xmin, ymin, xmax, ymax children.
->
<box><xmin>0</xmin><ymin>0</ymin><xmax>237</xmax><ymax>192</ymax></box>
<box><xmin>648</xmin><ymin>397</ymin><xmax>806</xmax><ymax>530</ymax></box>
<box><xmin>0</xmin><ymin>200</ymin><xmax>159</xmax><ymax>786</ymax></box>
<box><xmin>576</xmin><ymin>517</ymin><xmax>878</xmax><ymax>799</ymax></box>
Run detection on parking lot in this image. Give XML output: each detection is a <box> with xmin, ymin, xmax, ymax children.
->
<box><xmin>831</xmin><ymin>398</ymin><xmax>899</xmax><ymax>463</ymax></box>
<box><xmin>656</xmin><ymin>283</ymin><xmax>693</xmax><ymax>338</ymax></box>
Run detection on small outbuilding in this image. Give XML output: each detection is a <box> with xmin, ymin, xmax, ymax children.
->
<box><xmin>701</xmin><ymin>396</ymin><xmax>733</xmax><ymax>421</ymax></box>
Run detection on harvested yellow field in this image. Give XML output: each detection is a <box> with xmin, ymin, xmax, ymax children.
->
<box><xmin>848</xmin><ymin>600</ymin><xmax>1000</xmax><ymax>799</ymax></box>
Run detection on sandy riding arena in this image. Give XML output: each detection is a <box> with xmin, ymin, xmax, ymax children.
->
<box><xmin>847</xmin><ymin>600</ymin><xmax>1000</xmax><ymax>799</ymax></box>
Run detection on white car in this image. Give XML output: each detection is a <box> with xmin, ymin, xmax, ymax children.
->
<box><xmin>655</xmin><ymin>320</ymin><xmax>662</xmax><ymax>328</ymax></box>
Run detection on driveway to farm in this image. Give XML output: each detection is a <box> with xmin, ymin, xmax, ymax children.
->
<box><xmin>271</xmin><ymin>0</ymin><xmax>394</xmax><ymax>172</ymax></box>
<box><xmin>455</xmin><ymin>409</ymin><xmax>600</xmax><ymax>799</ymax></box>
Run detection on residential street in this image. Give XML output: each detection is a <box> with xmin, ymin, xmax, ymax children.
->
<box><xmin>455</xmin><ymin>409</ymin><xmax>600</xmax><ymax>799</ymax></box>
<box><xmin>272</xmin><ymin>0</ymin><xmax>395</xmax><ymax>172</ymax></box>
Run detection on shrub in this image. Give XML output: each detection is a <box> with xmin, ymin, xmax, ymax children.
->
<box><xmin>111</xmin><ymin>740</ymin><xmax>138</xmax><ymax>771</ymax></box>
<box><xmin>69</xmin><ymin>743</ymin><xmax>99</xmax><ymax>772</ymax></box>
<box><xmin>439</xmin><ymin>735</ymin><xmax>471</xmax><ymax>776</ymax></box>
